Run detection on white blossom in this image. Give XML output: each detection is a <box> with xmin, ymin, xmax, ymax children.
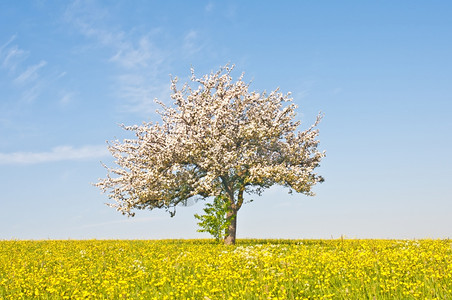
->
<box><xmin>96</xmin><ymin>64</ymin><xmax>325</xmax><ymax>243</ymax></box>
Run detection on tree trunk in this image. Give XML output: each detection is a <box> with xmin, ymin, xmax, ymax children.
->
<box><xmin>224</xmin><ymin>205</ymin><xmax>237</xmax><ymax>245</ymax></box>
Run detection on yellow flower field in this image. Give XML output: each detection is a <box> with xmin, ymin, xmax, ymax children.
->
<box><xmin>0</xmin><ymin>239</ymin><xmax>450</xmax><ymax>299</ymax></box>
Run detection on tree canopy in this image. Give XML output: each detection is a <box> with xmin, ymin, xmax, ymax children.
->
<box><xmin>96</xmin><ymin>65</ymin><xmax>325</xmax><ymax>244</ymax></box>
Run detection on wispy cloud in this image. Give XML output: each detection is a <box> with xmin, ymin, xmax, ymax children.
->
<box><xmin>0</xmin><ymin>35</ymin><xmax>16</xmax><ymax>51</ymax></box>
<box><xmin>56</xmin><ymin>71</ymin><xmax>67</xmax><ymax>79</ymax></box>
<box><xmin>205</xmin><ymin>2</ymin><xmax>214</xmax><ymax>12</ymax></box>
<box><xmin>294</xmin><ymin>79</ymin><xmax>317</xmax><ymax>100</ymax></box>
<box><xmin>14</xmin><ymin>60</ymin><xmax>47</xmax><ymax>84</ymax></box>
<box><xmin>110</xmin><ymin>36</ymin><xmax>160</xmax><ymax>69</ymax></box>
<box><xmin>64</xmin><ymin>2</ymin><xmax>165</xmax><ymax>70</ymax></box>
<box><xmin>0</xmin><ymin>145</ymin><xmax>109</xmax><ymax>165</ymax></box>
<box><xmin>20</xmin><ymin>82</ymin><xmax>43</xmax><ymax>104</ymax></box>
<box><xmin>1</xmin><ymin>36</ymin><xmax>52</xmax><ymax>105</ymax></box>
<box><xmin>115</xmin><ymin>73</ymin><xmax>169</xmax><ymax>114</ymax></box>
<box><xmin>63</xmin><ymin>1</ymin><xmax>175</xmax><ymax>114</ymax></box>
<box><xmin>0</xmin><ymin>36</ymin><xmax>29</xmax><ymax>72</ymax></box>
<box><xmin>183</xmin><ymin>30</ymin><xmax>204</xmax><ymax>57</ymax></box>
<box><xmin>58</xmin><ymin>90</ymin><xmax>77</xmax><ymax>106</ymax></box>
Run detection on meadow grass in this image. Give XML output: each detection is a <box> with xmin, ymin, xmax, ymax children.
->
<box><xmin>0</xmin><ymin>239</ymin><xmax>450</xmax><ymax>299</ymax></box>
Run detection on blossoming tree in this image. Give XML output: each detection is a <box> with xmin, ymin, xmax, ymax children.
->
<box><xmin>96</xmin><ymin>65</ymin><xmax>325</xmax><ymax>245</ymax></box>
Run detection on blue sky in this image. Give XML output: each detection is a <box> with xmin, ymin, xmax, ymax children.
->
<box><xmin>1</xmin><ymin>1</ymin><xmax>451</xmax><ymax>240</ymax></box>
